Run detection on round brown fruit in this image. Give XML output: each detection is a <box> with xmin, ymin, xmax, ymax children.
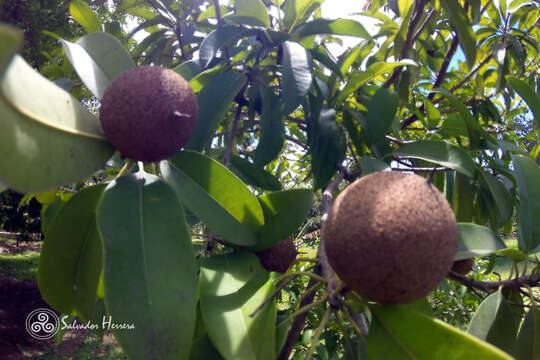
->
<box><xmin>324</xmin><ymin>171</ymin><xmax>458</xmax><ymax>304</ymax></box>
<box><xmin>451</xmin><ymin>258</ymin><xmax>474</xmax><ymax>275</ymax></box>
<box><xmin>100</xmin><ymin>66</ymin><xmax>198</xmax><ymax>162</ymax></box>
<box><xmin>256</xmin><ymin>238</ymin><xmax>298</xmax><ymax>273</ymax></box>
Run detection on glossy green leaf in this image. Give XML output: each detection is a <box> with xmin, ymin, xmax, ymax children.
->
<box><xmin>455</xmin><ymin>223</ymin><xmax>507</xmax><ymax>260</ymax></box>
<box><xmin>361</xmin><ymin>157</ymin><xmax>390</xmax><ymax>175</ymax></box>
<box><xmin>0</xmin><ymin>23</ymin><xmax>22</xmax><ymax>76</ymax></box>
<box><xmin>199</xmin><ymin>27</ymin><xmax>246</xmax><ymax>68</ymax></box>
<box><xmin>234</xmin><ymin>0</ymin><xmax>270</xmax><ymax>26</ymax></box>
<box><xmin>452</xmin><ymin>172</ymin><xmax>475</xmax><ymax>222</ymax></box>
<box><xmin>230</xmin><ymin>155</ymin><xmax>283</xmax><ymax>191</ymax></box>
<box><xmin>61</xmin><ymin>32</ymin><xmax>135</xmax><ymax>99</ymax></box>
<box><xmin>166</xmin><ymin>150</ymin><xmax>263</xmax><ymax>230</ymax></box>
<box><xmin>69</xmin><ymin>0</ymin><xmax>102</xmax><ymax>33</ymax></box>
<box><xmin>516</xmin><ymin>306</ymin><xmax>540</xmax><ymax>360</ymax></box>
<box><xmin>199</xmin><ymin>252</ymin><xmax>276</xmax><ymax>360</ymax></box>
<box><xmin>365</xmin><ymin>88</ymin><xmax>399</xmax><ymax>146</ymax></box>
<box><xmin>467</xmin><ymin>289</ymin><xmax>518</xmax><ymax>354</ymax></box>
<box><xmin>311</xmin><ymin>109</ymin><xmax>346</xmax><ymax>189</ymax></box>
<box><xmin>333</xmin><ymin>61</ymin><xmax>416</xmax><ymax>105</ymax></box>
<box><xmin>507</xmin><ymin>76</ymin><xmax>540</xmax><ymax>128</ymax></box>
<box><xmin>282</xmin><ymin>41</ymin><xmax>312</xmax><ymax>114</ymax></box>
<box><xmin>38</xmin><ymin>184</ymin><xmax>105</xmax><ymax>322</ymax></box>
<box><xmin>394</xmin><ymin>140</ymin><xmax>476</xmax><ymax>178</ymax></box>
<box><xmin>174</xmin><ymin>60</ymin><xmax>202</xmax><ymax>81</ymax></box>
<box><xmin>0</xmin><ymin>55</ymin><xmax>114</xmax><ymax>192</ymax></box>
<box><xmin>368</xmin><ymin>304</ymin><xmax>513</xmax><ymax>359</ymax></box>
<box><xmin>186</xmin><ymin>71</ymin><xmax>247</xmax><ymax>151</ymax></box>
<box><xmin>440</xmin><ymin>0</ymin><xmax>476</xmax><ymax>68</ymax></box>
<box><xmin>253</xmin><ymin>189</ymin><xmax>313</xmax><ymax>251</ymax></box>
<box><xmin>479</xmin><ymin>170</ymin><xmax>513</xmax><ymax>224</ymax></box>
<box><xmin>190</xmin><ymin>306</ymin><xmax>225</xmax><ymax>360</ymax></box>
<box><xmin>254</xmin><ymin>89</ymin><xmax>285</xmax><ymax>167</ymax></box>
<box><xmin>97</xmin><ymin>172</ymin><xmax>197</xmax><ymax>360</ymax></box>
<box><xmin>283</xmin><ymin>0</ymin><xmax>325</xmax><ymax>30</ymax></box>
<box><xmin>512</xmin><ymin>154</ymin><xmax>540</xmax><ymax>253</ymax></box>
<box><xmin>160</xmin><ymin>159</ymin><xmax>260</xmax><ymax>246</ymax></box>
<box><xmin>298</xmin><ymin>19</ymin><xmax>371</xmax><ymax>39</ymax></box>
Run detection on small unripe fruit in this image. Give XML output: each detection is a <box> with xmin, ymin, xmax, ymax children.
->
<box><xmin>256</xmin><ymin>238</ymin><xmax>298</xmax><ymax>273</ymax></box>
<box><xmin>452</xmin><ymin>258</ymin><xmax>474</xmax><ymax>275</ymax></box>
<box><xmin>100</xmin><ymin>66</ymin><xmax>198</xmax><ymax>162</ymax></box>
<box><xmin>324</xmin><ymin>171</ymin><xmax>458</xmax><ymax>304</ymax></box>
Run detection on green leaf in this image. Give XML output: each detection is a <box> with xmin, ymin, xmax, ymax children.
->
<box><xmin>174</xmin><ymin>60</ymin><xmax>202</xmax><ymax>81</ymax></box>
<box><xmin>311</xmin><ymin>109</ymin><xmax>346</xmax><ymax>189</ymax></box>
<box><xmin>368</xmin><ymin>305</ymin><xmax>513</xmax><ymax>359</ymax></box>
<box><xmin>361</xmin><ymin>157</ymin><xmax>390</xmax><ymax>175</ymax></box>
<box><xmin>516</xmin><ymin>306</ymin><xmax>540</xmax><ymax>360</ymax></box>
<box><xmin>512</xmin><ymin>154</ymin><xmax>540</xmax><ymax>253</ymax></box>
<box><xmin>230</xmin><ymin>156</ymin><xmax>283</xmax><ymax>191</ymax></box>
<box><xmin>394</xmin><ymin>140</ymin><xmax>476</xmax><ymax>178</ymax></box>
<box><xmin>455</xmin><ymin>223</ymin><xmax>507</xmax><ymax>260</ymax></box>
<box><xmin>69</xmin><ymin>0</ymin><xmax>102</xmax><ymax>33</ymax></box>
<box><xmin>234</xmin><ymin>0</ymin><xmax>270</xmax><ymax>26</ymax></box>
<box><xmin>254</xmin><ymin>89</ymin><xmax>285</xmax><ymax>167</ymax></box>
<box><xmin>38</xmin><ymin>184</ymin><xmax>105</xmax><ymax>322</ymax></box>
<box><xmin>0</xmin><ymin>23</ymin><xmax>22</xmax><ymax>76</ymax></box>
<box><xmin>365</xmin><ymin>88</ymin><xmax>399</xmax><ymax>146</ymax></box>
<box><xmin>507</xmin><ymin>76</ymin><xmax>540</xmax><ymax>129</ymax></box>
<box><xmin>0</xmin><ymin>55</ymin><xmax>114</xmax><ymax>193</ymax></box>
<box><xmin>283</xmin><ymin>0</ymin><xmax>325</xmax><ymax>30</ymax></box>
<box><xmin>440</xmin><ymin>0</ymin><xmax>477</xmax><ymax>68</ymax></box>
<box><xmin>199</xmin><ymin>252</ymin><xmax>276</xmax><ymax>360</ymax></box>
<box><xmin>333</xmin><ymin>61</ymin><xmax>416</xmax><ymax>106</ymax></box>
<box><xmin>452</xmin><ymin>172</ymin><xmax>475</xmax><ymax>222</ymax></box>
<box><xmin>478</xmin><ymin>170</ymin><xmax>513</xmax><ymax>225</ymax></box>
<box><xmin>97</xmin><ymin>172</ymin><xmax>197</xmax><ymax>360</ymax></box>
<box><xmin>61</xmin><ymin>32</ymin><xmax>135</xmax><ymax>99</ymax></box>
<box><xmin>190</xmin><ymin>306</ymin><xmax>225</xmax><ymax>360</ymax></box>
<box><xmin>467</xmin><ymin>289</ymin><xmax>518</xmax><ymax>355</ymax></box>
<box><xmin>199</xmin><ymin>27</ymin><xmax>246</xmax><ymax>68</ymax></box>
<box><xmin>160</xmin><ymin>156</ymin><xmax>261</xmax><ymax>247</ymax></box>
<box><xmin>282</xmin><ymin>41</ymin><xmax>313</xmax><ymax>114</ymax></box>
<box><xmin>186</xmin><ymin>71</ymin><xmax>247</xmax><ymax>151</ymax></box>
<box><xmin>298</xmin><ymin>19</ymin><xmax>371</xmax><ymax>39</ymax></box>
<box><xmin>253</xmin><ymin>189</ymin><xmax>313</xmax><ymax>250</ymax></box>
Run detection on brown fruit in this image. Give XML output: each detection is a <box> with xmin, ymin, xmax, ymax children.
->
<box><xmin>452</xmin><ymin>258</ymin><xmax>474</xmax><ymax>275</ymax></box>
<box><xmin>256</xmin><ymin>238</ymin><xmax>298</xmax><ymax>273</ymax></box>
<box><xmin>100</xmin><ymin>66</ymin><xmax>198</xmax><ymax>162</ymax></box>
<box><xmin>324</xmin><ymin>171</ymin><xmax>458</xmax><ymax>304</ymax></box>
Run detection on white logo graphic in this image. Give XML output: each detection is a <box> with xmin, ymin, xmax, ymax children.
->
<box><xmin>25</xmin><ymin>308</ymin><xmax>59</xmax><ymax>340</ymax></box>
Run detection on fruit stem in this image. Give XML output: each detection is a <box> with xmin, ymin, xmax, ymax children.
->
<box><xmin>273</xmin><ymin>271</ymin><xmax>327</xmax><ymax>285</ymax></box>
<box><xmin>305</xmin><ymin>306</ymin><xmax>331</xmax><ymax>360</ymax></box>
<box><xmin>295</xmin><ymin>281</ymin><xmax>324</xmax><ymax>310</ymax></box>
<box><xmin>115</xmin><ymin>160</ymin><xmax>133</xmax><ymax>179</ymax></box>
<box><xmin>277</xmin><ymin>296</ymin><xmax>328</xmax><ymax>328</ymax></box>
<box><xmin>342</xmin><ymin>304</ymin><xmax>368</xmax><ymax>336</ymax></box>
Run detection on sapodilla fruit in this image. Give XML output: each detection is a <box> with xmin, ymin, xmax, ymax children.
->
<box><xmin>256</xmin><ymin>238</ymin><xmax>298</xmax><ymax>273</ymax></box>
<box><xmin>452</xmin><ymin>258</ymin><xmax>474</xmax><ymax>275</ymax></box>
<box><xmin>100</xmin><ymin>66</ymin><xmax>198</xmax><ymax>162</ymax></box>
<box><xmin>324</xmin><ymin>171</ymin><xmax>458</xmax><ymax>304</ymax></box>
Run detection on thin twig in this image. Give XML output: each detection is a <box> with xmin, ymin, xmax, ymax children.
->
<box><xmin>250</xmin><ymin>276</ymin><xmax>294</xmax><ymax>317</ymax></box>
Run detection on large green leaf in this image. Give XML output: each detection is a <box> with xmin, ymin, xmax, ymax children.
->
<box><xmin>507</xmin><ymin>76</ymin><xmax>540</xmax><ymax>129</ymax></box>
<box><xmin>283</xmin><ymin>0</ymin><xmax>325</xmax><ymax>31</ymax></box>
<box><xmin>0</xmin><ymin>55</ymin><xmax>114</xmax><ymax>192</ymax></box>
<box><xmin>365</xmin><ymin>88</ymin><xmax>399</xmax><ymax>146</ymax></box>
<box><xmin>452</xmin><ymin>172</ymin><xmax>475</xmax><ymax>222</ymax></box>
<box><xmin>394</xmin><ymin>140</ymin><xmax>476</xmax><ymax>178</ymax></box>
<box><xmin>230</xmin><ymin>155</ymin><xmax>283</xmax><ymax>191</ymax></box>
<box><xmin>512</xmin><ymin>154</ymin><xmax>540</xmax><ymax>253</ymax></box>
<box><xmin>516</xmin><ymin>306</ymin><xmax>540</xmax><ymax>360</ymax></box>
<box><xmin>174</xmin><ymin>60</ymin><xmax>202</xmax><ymax>81</ymax></box>
<box><xmin>38</xmin><ymin>184</ymin><xmax>105</xmax><ymax>322</ymax></box>
<box><xmin>161</xmin><ymin>152</ymin><xmax>262</xmax><ymax>246</ymax></box>
<box><xmin>199</xmin><ymin>27</ymin><xmax>247</xmax><ymax>68</ymax></box>
<box><xmin>69</xmin><ymin>0</ymin><xmax>102</xmax><ymax>33</ymax></box>
<box><xmin>0</xmin><ymin>23</ymin><xmax>22</xmax><ymax>76</ymax></box>
<box><xmin>478</xmin><ymin>170</ymin><xmax>513</xmax><ymax>225</ymax></box>
<box><xmin>234</xmin><ymin>0</ymin><xmax>270</xmax><ymax>26</ymax></box>
<box><xmin>455</xmin><ymin>223</ymin><xmax>507</xmax><ymax>260</ymax></box>
<box><xmin>311</xmin><ymin>109</ymin><xmax>346</xmax><ymax>189</ymax></box>
<box><xmin>253</xmin><ymin>189</ymin><xmax>313</xmax><ymax>251</ymax></box>
<box><xmin>97</xmin><ymin>172</ymin><xmax>197</xmax><ymax>360</ymax></box>
<box><xmin>467</xmin><ymin>289</ymin><xmax>518</xmax><ymax>354</ymax></box>
<box><xmin>298</xmin><ymin>19</ymin><xmax>371</xmax><ymax>39</ymax></box>
<box><xmin>440</xmin><ymin>0</ymin><xmax>477</xmax><ymax>69</ymax></box>
<box><xmin>254</xmin><ymin>89</ymin><xmax>285</xmax><ymax>167</ymax></box>
<box><xmin>199</xmin><ymin>252</ymin><xmax>276</xmax><ymax>360</ymax></box>
<box><xmin>190</xmin><ymin>306</ymin><xmax>225</xmax><ymax>360</ymax></box>
<box><xmin>61</xmin><ymin>32</ymin><xmax>135</xmax><ymax>99</ymax></box>
<box><xmin>368</xmin><ymin>305</ymin><xmax>513</xmax><ymax>359</ymax></box>
<box><xmin>186</xmin><ymin>71</ymin><xmax>247</xmax><ymax>151</ymax></box>
<box><xmin>282</xmin><ymin>41</ymin><xmax>313</xmax><ymax>114</ymax></box>
<box><xmin>333</xmin><ymin>61</ymin><xmax>415</xmax><ymax>106</ymax></box>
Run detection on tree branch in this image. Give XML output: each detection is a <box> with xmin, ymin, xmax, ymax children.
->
<box><xmin>448</xmin><ymin>271</ymin><xmax>540</xmax><ymax>291</ymax></box>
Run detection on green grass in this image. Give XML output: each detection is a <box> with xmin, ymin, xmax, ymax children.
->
<box><xmin>0</xmin><ymin>237</ymin><xmax>40</xmax><ymax>281</ymax></box>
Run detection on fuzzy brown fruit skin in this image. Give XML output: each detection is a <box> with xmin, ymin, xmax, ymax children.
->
<box><xmin>324</xmin><ymin>171</ymin><xmax>458</xmax><ymax>304</ymax></box>
<box><xmin>452</xmin><ymin>258</ymin><xmax>474</xmax><ymax>275</ymax></box>
<box><xmin>256</xmin><ymin>238</ymin><xmax>298</xmax><ymax>273</ymax></box>
<box><xmin>100</xmin><ymin>66</ymin><xmax>198</xmax><ymax>162</ymax></box>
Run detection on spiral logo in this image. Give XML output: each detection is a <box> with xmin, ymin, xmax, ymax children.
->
<box><xmin>25</xmin><ymin>308</ymin><xmax>59</xmax><ymax>340</ymax></box>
